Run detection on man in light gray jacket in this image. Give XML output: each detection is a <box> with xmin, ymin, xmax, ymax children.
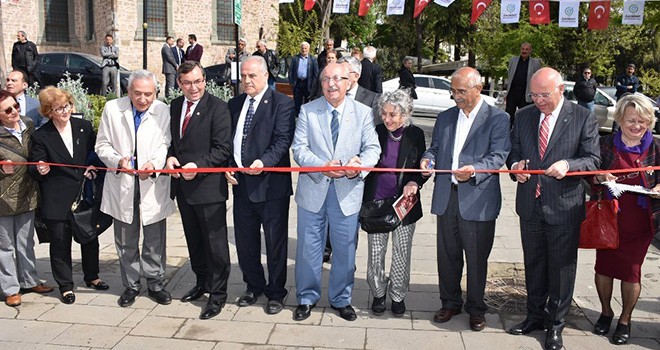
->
<box><xmin>100</xmin><ymin>34</ymin><xmax>119</xmax><ymax>96</ymax></box>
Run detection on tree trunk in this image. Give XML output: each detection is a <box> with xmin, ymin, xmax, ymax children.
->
<box><xmin>416</xmin><ymin>16</ymin><xmax>423</xmax><ymax>72</ymax></box>
<box><xmin>433</xmin><ymin>35</ymin><xmax>440</xmax><ymax>64</ymax></box>
<box><xmin>320</xmin><ymin>0</ymin><xmax>331</xmax><ymax>48</ymax></box>
<box><xmin>468</xmin><ymin>49</ymin><xmax>475</xmax><ymax>68</ymax></box>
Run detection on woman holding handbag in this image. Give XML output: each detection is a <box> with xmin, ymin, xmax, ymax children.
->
<box><xmin>591</xmin><ymin>94</ymin><xmax>660</xmax><ymax>344</ymax></box>
<box><xmin>0</xmin><ymin>89</ymin><xmax>54</xmax><ymax>307</ymax></box>
<box><xmin>361</xmin><ymin>89</ymin><xmax>427</xmax><ymax>317</ymax></box>
<box><xmin>29</xmin><ymin>87</ymin><xmax>108</xmax><ymax>305</ymax></box>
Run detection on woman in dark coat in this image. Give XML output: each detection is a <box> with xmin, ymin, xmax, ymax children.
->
<box><xmin>398</xmin><ymin>57</ymin><xmax>417</xmax><ymax>99</ymax></box>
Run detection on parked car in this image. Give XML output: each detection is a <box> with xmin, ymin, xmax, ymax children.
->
<box><xmin>204</xmin><ymin>63</ymin><xmax>229</xmax><ymax>86</ymax></box>
<box><xmin>382</xmin><ymin>74</ymin><xmax>497</xmax><ymax>117</ymax></box>
<box><xmin>37</xmin><ymin>52</ymin><xmax>130</xmax><ymax>94</ymax></box>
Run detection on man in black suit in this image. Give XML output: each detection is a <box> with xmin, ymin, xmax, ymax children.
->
<box><xmin>506</xmin><ymin>68</ymin><xmax>600</xmax><ymax>350</ymax></box>
<box><xmin>226</xmin><ymin>56</ymin><xmax>295</xmax><ymax>315</ymax></box>
<box><xmin>288</xmin><ymin>41</ymin><xmax>319</xmax><ymax>115</ymax></box>
<box><xmin>358</xmin><ymin>46</ymin><xmax>383</xmax><ymax>94</ymax></box>
<box><xmin>165</xmin><ymin>61</ymin><xmax>232</xmax><ymax>320</ymax></box>
<box><xmin>339</xmin><ymin>56</ymin><xmax>379</xmax><ymax>117</ymax></box>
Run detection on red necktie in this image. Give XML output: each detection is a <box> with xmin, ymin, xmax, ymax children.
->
<box><xmin>536</xmin><ymin>113</ymin><xmax>552</xmax><ymax>198</ymax></box>
<box><xmin>181</xmin><ymin>101</ymin><xmax>194</xmax><ymax>136</ymax></box>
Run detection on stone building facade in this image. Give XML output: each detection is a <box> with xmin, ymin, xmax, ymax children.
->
<box><xmin>0</xmin><ymin>0</ymin><xmax>279</xmax><ymax>89</ymax></box>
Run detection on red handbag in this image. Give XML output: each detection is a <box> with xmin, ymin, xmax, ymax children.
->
<box><xmin>579</xmin><ymin>191</ymin><xmax>619</xmax><ymax>249</ymax></box>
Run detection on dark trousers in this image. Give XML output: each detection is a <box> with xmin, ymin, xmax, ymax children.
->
<box><xmin>233</xmin><ymin>177</ymin><xmax>289</xmax><ymax>300</ymax></box>
<box><xmin>177</xmin><ymin>197</ymin><xmax>231</xmax><ymax>303</ymax></box>
<box><xmin>520</xmin><ymin>199</ymin><xmax>580</xmax><ymax>329</ymax></box>
<box><xmin>505</xmin><ymin>89</ymin><xmax>531</xmax><ymax>128</ymax></box>
<box><xmin>47</xmin><ymin>219</ymin><xmax>99</xmax><ymax>293</ymax></box>
<box><xmin>436</xmin><ymin>185</ymin><xmax>495</xmax><ymax>315</ymax></box>
<box><xmin>293</xmin><ymin>80</ymin><xmax>310</xmax><ymax>115</ymax></box>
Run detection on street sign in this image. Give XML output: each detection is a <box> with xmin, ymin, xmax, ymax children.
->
<box><xmin>234</xmin><ymin>0</ymin><xmax>242</xmax><ymax>26</ymax></box>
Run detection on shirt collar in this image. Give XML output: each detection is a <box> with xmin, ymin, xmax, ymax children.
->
<box><xmin>459</xmin><ymin>97</ymin><xmax>484</xmax><ymax>119</ymax></box>
<box><xmin>543</xmin><ymin>97</ymin><xmax>565</xmax><ymax>119</ymax></box>
<box><xmin>3</xmin><ymin>118</ymin><xmax>27</xmax><ymax>133</ymax></box>
<box><xmin>347</xmin><ymin>84</ymin><xmax>359</xmax><ymax>98</ymax></box>
<box><xmin>326</xmin><ymin>99</ymin><xmax>346</xmax><ymax>116</ymax></box>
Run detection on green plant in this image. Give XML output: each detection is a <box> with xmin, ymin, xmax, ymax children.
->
<box><xmin>57</xmin><ymin>72</ymin><xmax>94</xmax><ymax>123</ymax></box>
<box><xmin>26</xmin><ymin>82</ymin><xmax>40</xmax><ymax>99</ymax></box>
<box><xmin>161</xmin><ymin>88</ymin><xmax>183</xmax><ymax>105</ymax></box>
<box><xmin>205</xmin><ymin>81</ymin><xmax>233</xmax><ymax>102</ymax></box>
<box><xmin>87</xmin><ymin>94</ymin><xmax>109</xmax><ymax>131</ymax></box>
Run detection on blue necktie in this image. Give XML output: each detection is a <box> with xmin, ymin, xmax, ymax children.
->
<box><xmin>133</xmin><ymin>110</ymin><xmax>143</xmax><ymax>169</ymax></box>
<box><xmin>331</xmin><ymin>109</ymin><xmax>339</xmax><ymax>148</ymax></box>
<box><xmin>241</xmin><ymin>98</ymin><xmax>256</xmax><ymax>153</ymax></box>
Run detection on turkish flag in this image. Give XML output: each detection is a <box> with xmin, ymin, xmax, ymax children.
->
<box><xmin>588</xmin><ymin>1</ymin><xmax>610</xmax><ymax>30</ymax></box>
<box><xmin>529</xmin><ymin>0</ymin><xmax>550</xmax><ymax>25</ymax></box>
<box><xmin>359</xmin><ymin>0</ymin><xmax>375</xmax><ymax>16</ymax></box>
<box><xmin>471</xmin><ymin>0</ymin><xmax>492</xmax><ymax>25</ymax></box>
<box><xmin>304</xmin><ymin>0</ymin><xmax>316</xmax><ymax>11</ymax></box>
<box><xmin>414</xmin><ymin>0</ymin><xmax>431</xmax><ymax>18</ymax></box>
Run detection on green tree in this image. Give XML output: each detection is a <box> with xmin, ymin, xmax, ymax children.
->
<box><xmin>278</xmin><ymin>1</ymin><xmax>323</xmax><ymax>57</ymax></box>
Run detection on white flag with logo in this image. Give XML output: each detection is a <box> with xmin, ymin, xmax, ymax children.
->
<box><xmin>558</xmin><ymin>1</ymin><xmax>579</xmax><ymax>27</ymax></box>
<box><xmin>332</xmin><ymin>0</ymin><xmax>350</xmax><ymax>14</ymax></box>
<box><xmin>434</xmin><ymin>0</ymin><xmax>456</xmax><ymax>7</ymax></box>
<box><xmin>278</xmin><ymin>0</ymin><xmax>294</xmax><ymax>3</ymax></box>
<box><xmin>500</xmin><ymin>0</ymin><xmax>521</xmax><ymax>24</ymax></box>
<box><xmin>622</xmin><ymin>0</ymin><xmax>644</xmax><ymax>25</ymax></box>
<box><xmin>387</xmin><ymin>0</ymin><xmax>405</xmax><ymax>15</ymax></box>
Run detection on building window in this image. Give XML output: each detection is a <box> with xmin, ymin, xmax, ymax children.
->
<box><xmin>147</xmin><ymin>0</ymin><xmax>167</xmax><ymax>38</ymax></box>
<box><xmin>216</xmin><ymin>0</ymin><xmax>236</xmax><ymax>42</ymax></box>
<box><xmin>44</xmin><ymin>0</ymin><xmax>69</xmax><ymax>42</ymax></box>
<box><xmin>86</xmin><ymin>0</ymin><xmax>95</xmax><ymax>41</ymax></box>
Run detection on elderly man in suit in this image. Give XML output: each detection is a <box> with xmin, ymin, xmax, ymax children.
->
<box><xmin>358</xmin><ymin>46</ymin><xmax>383</xmax><ymax>94</ymax></box>
<box><xmin>339</xmin><ymin>56</ymin><xmax>379</xmax><ymax>118</ymax></box>
<box><xmin>162</xmin><ymin>36</ymin><xmax>178</xmax><ymax>97</ymax></box>
<box><xmin>506</xmin><ymin>42</ymin><xmax>542</xmax><ymax>127</ymax></box>
<box><xmin>165</xmin><ymin>61</ymin><xmax>232</xmax><ymax>320</ymax></box>
<box><xmin>6</xmin><ymin>70</ymin><xmax>45</xmax><ymax>128</ymax></box>
<box><xmin>288</xmin><ymin>42</ymin><xmax>319</xmax><ymax>115</ymax></box>
<box><xmin>95</xmin><ymin>70</ymin><xmax>176</xmax><ymax>308</ymax></box>
<box><xmin>226</xmin><ymin>56</ymin><xmax>296</xmax><ymax>315</ymax></box>
<box><xmin>99</xmin><ymin>34</ymin><xmax>119</xmax><ymax>96</ymax></box>
<box><xmin>291</xmin><ymin>63</ymin><xmax>381</xmax><ymax>322</ymax></box>
<box><xmin>506</xmin><ymin>67</ymin><xmax>600</xmax><ymax>350</ymax></box>
<box><xmin>420</xmin><ymin>67</ymin><xmax>511</xmax><ymax>332</ymax></box>
<box><xmin>252</xmin><ymin>40</ymin><xmax>280</xmax><ymax>90</ymax></box>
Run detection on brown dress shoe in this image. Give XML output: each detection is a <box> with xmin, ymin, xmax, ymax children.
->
<box><xmin>433</xmin><ymin>308</ymin><xmax>461</xmax><ymax>323</ymax></box>
<box><xmin>470</xmin><ymin>314</ymin><xmax>487</xmax><ymax>331</ymax></box>
<box><xmin>24</xmin><ymin>283</ymin><xmax>54</xmax><ymax>294</ymax></box>
<box><xmin>5</xmin><ymin>294</ymin><xmax>21</xmax><ymax>307</ymax></box>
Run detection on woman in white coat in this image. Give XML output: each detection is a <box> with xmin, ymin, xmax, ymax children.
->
<box><xmin>95</xmin><ymin>70</ymin><xmax>176</xmax><ymax>307</ymax></box>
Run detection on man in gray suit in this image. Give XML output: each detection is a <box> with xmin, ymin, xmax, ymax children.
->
<box><xmin>291</xmin><ymin>63</ymin><xmax>380</xmax><ymax>322</ymax></box>
<box><xmin>6</xmin><ymin>70</ymin><xmax>45</xmax><ymax>128</ymax></box>
<box><xmin>506</xmin><ymin>68</ymin><xmax>600</xmax><ymax>350</ymax></box>
<box><xmin>420</xmin><ymin>67</ymin><xmax>510</xmax><ymax>332</ymax></box>
<box><xmin>100</xmin><ymin>34</ymin><xmax>119</xmax><ymax>96</ymax></box>
<box><xmin>161</xmin><ymin>36</ymin><xmax>178</xmax><ymax>97</ymax></box>
<box><xmin>506</xmin><ymin>42</ymin><xmax>542</xmax><ymax>127</ymax></box>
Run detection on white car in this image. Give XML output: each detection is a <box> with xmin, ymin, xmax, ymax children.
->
<box><xmin>382</xmin><ymin>74</ymin><xmax>497</xmax><ymax>117</ymax></box>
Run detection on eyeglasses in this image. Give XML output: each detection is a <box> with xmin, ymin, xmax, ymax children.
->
<box><xmin>527</xmin><ymin>86</ymin><xmax>559</xmax><ymax>100</ymax></box>
<box><xmin>179</xmin><ymin>79</ymin><xmax>205</xmax><ymax>88</ymax></box>
<box><xmin>449</xmin><ymin>86</ymin><xmax>476</xmax><ymax>96</ymax></box>
<box><xmin>51</xmin><ymin>104</ymin><xmax>72</xmax><ymax>114</ymax></box>
<box><xmin>622</xmin><ymin>118</ymin><xmax>649</xmax><ymax>127</ymax></box>
<box><xmin>3</xmin><ymin>103</ymin><xmax>19</xmax><ymax>114</ymax></box>
<box><xmin>320</xmin><ymin>76</ymin><xmax>349</xmax><ymax>84</ymax></box>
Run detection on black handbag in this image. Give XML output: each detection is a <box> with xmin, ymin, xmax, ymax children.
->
<box><xmin>70</xmin><ymin>177</ymin><xmax>112</xmax><ymax>245</ymax></box>
<box><xmin>360</xmin><ymin>197</ymin><xmax>401</xmax><ymax>233</ymax></box>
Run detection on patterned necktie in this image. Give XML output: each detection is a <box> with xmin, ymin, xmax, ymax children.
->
<box><xmin>536</xmin><ymin>113</ymin><xmax>552</xmax><ymax>198</ymax></box>
<box><xmin>241</xmin><ymin>98</ymin><xmax>256</xmax><ymax>153</ymax></box>
<box><xmin>181</xmin><ymin>101</ymin><xmax>194</xmax><ymax>136</ymax></box>
<box><xmin>331</xmin><ymin>109</ymin><xmax>339</xmax><ymax>148</ymax></box>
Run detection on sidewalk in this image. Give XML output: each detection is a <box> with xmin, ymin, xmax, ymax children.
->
<box><xmin>0</xmin><ymin>173</ymin><xmax>658</xmax><ymax>349</ymax></box>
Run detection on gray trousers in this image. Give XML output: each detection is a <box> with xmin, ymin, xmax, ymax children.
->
<box><xmin>367</xmin><ymin>223</ymin><xmax>415</xmax><ymax>302</ymax></box>
<box><xmin>164</xmin><ymin>73</ymin><xmax>176</xmax><ymax>97</ymax></box>
<box><xmin>113</xmin><ymin>184</ymin><xmax>167</xmax><ymax>291</ymax></box>
<box><xmin>0</xmin><ymin>211</ymin><xmax>40</xmax><ymax>295</ymax></box>
<box><xmin>101</xmin><ymin>65</ymin><xmax>118</xmax><ymax>95</ymax></box>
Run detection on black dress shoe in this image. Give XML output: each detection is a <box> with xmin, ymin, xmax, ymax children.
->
<box><xmin>545</xmin><ymin>329</ymin><xmax>563</xmax><ymax>350</ymax></box>
<box><xmin>85</xmin><ymin>280</ymin><xmax>110</xmax><ymax>290</ymax></box>
<box><xmin>61</xmin><ymin>291</ymin><xmax>75</xmax><ymax>304</ymax></box>
<box><xmin>391</xmin><ymin>300</ymin><xmax>406</xmax><ymax>317</ymax></box>
<box><xmin>200</xmin><ymin>300</ymin><xmax>224</xmax><ymax>320</ymax></box>
<box><xmin>181</xmin><ymin>286</ymin><xmax>205</xmax><ymax>302</ymax></box>
<box><xmin>237</xmin><ymin>291</ymin><xmax>260</xmax><ymax>307</ymax></box>
<box><xmin>371</xmin><ymin>296</ymin><xmax>386</xmax><ymax>315</ymax></box>
<box><xmin>331</xmin><ymin>304</ymin><xmax>357</xmax><ymax>321</ymax></box>
<box><xmin>148</xmin><ymin>289</ymin><xmax>172</xmax><ymax>305</ymax></box>
<box><xmin>612</xmin><ymin>322</ymin><xmax>630</xmax><ymax>345</ymax></box>
<box><xmin>507</xmin><ymin>318</ymin><xmax>546</xmax><ymax>335</ymax></box>
<box><xmin>266</xmin><ymin>299</ymin><xmax>284</xmax><ymax>315</ymax></box>
<box><xmin>294</xmin><ymin>304</ymin><xmax>315</xmax><ymax>321</ymax></box>
<box><xmin>593</xmin><ymin>314</ymin><xmax>614</xmax><ymax>335</ymax></box>
<box><xmin>118</xmin><ymin>288</ymin><xmax>140</xmax><ymax>307</ymax></box>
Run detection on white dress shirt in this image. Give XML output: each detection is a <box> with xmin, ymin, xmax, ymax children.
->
<box><xmin>233</xmin><ymin>86</ymin><xmax>268</xmax><ymax>167</ymax></box>
<box><xmin>451</xmin><ymin>98</ymin><xmax>484</xmax><ymax>184</ymax></box>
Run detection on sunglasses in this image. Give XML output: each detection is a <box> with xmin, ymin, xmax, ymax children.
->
<box><xmin>3</xmin><ymin>103</ymin><xmax>19</xmax><ymax>114</ymax></box>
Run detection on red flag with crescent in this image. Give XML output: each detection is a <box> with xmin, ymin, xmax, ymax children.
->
<box><xmin>359</xmin><ymin>0</ymin><xmax>375</xmax><ymax>16</ymax></box>
<box><xmin>414</xmin><ymin>0</ymin><xmax>431</xmax><ymax>18</ymax></box>
<box><xmin>304</xmin><ymin>0</ymin><xmax>316</xmax><ymax>11</ymax></box>
<box><xmin>588</xmin><ymin>1</ymin><xmax>610</xmax><ymax>30</ymax></box>
<box><xmin>529</xmin><ymin>0</ymin><xmax>550</xmax><ymax>25</ymax></box>
<box><xmin>471</xmin><ymin>0</ymin><xmax>492</xmax><ymax>25</ymax></box>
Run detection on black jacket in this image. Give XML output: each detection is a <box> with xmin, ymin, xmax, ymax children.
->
<box><xmin>12</xmin><ymin>40</ymin><xmax>38</xmax><ymax>73</ymax></box>
<box><xmin>398</xmin><ymin>65</ymin><xmax>417</xmax><ymax>99</ymax></box>
<box><xmin>252</xmin><ymin>49</ymin><xmax>280</xmax><ymax>80</ymax></box>
<box><xmin>574</xmin><ymin>77</ymin><xmax>598</xmax><ymax>103</ymax></box>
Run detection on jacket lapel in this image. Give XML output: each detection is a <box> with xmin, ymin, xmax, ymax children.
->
<box><xmin>247</xmin><ymin>89</ymin><xmax>271</xmax><ymax>136</ymax></box>
<box><xmin>70</xmin><ymin>118</ymin><xmax>86</xmax><ymax>163</ymax></box>
<box><xmin>335</xmin><ymin>99</ymin><xmax>356</xmax><ymax>157</ymax></box>
<box><xmin>544</xmin><ymin>100</ymin><xmax>574</xmax><ymax>157</ymax></box>
<box><xmin>181</xmin><ymin>92</ymin><xmax>208</xmax><ymax>140</ymax></box>
<box><xmin>45</xmin><ymin>122</ymin><xmax>74</xmax><ymax>162</ymax></box>
<box><xmin>120</xmin><ymin>99</ymin><xmax>136</xmax><ymax>151</ymax></box>
<box><xmin>461</xmin><ymin>102</ymin><xmax>488</xmax><ymax>151</ymax></box>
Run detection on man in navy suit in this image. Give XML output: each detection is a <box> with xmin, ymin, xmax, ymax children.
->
<box><xmin>226</xmin><ymin>56</ymin><xmax>295</xmax><ymax>315</ymax></box>
<box><xmin>288</xmin><ymin>42</ymin><xmax>319</xmax><ymax>115</ymax></box>
<box><xmin>6</xmin><ymin>70</ymin><xmax>45</xmax><ymax>128</ymax></box>
<box><xmin>421</xmin><ymin>67</ymin><xmax>511</xmax><ymax>332</ymax></box>
<box><xmin>506</xmin><ymin>68</ymin><xmax>600</xmax><ymax>350</ymax></box>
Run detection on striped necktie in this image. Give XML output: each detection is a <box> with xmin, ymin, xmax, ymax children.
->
<box><xmin>536</xmin><ymin>113</ymin><xmax>552</xmax><ymax>198</ymax></box>
<box><xmin>331</xmin><ymin>109</ymin><xmax>339</xmax><ymax>148</ymax></box>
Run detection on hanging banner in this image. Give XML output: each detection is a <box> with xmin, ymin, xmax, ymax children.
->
<box><xmin>558</xmin><ymin>1</ymin><xmax>579</xmax><ymax>27</ymax></box>
<box><xmin>387</xmin><ymin>0</ymin><xmax>405</xmax><ymax>15</ymax></box>
<box><xmin>332</xmin><ymin>0</ymin><xmax>350</xmax><ymax>14</ymax></box>
<box><xmin>622</xmin><ymin>0</ymin><xmax>645</xmax><ymax>25</ymax></box>
<box><xmin>414</xmin><ymin>0</ymin><xmax>431</xmax><ymax>18</ymax></box>
<box><xmin>358</xmin><ymin>0</ymin><xmax>375</xmax><ymax>16</ymax></box>
<box><xmin>529</xmin><ymin>0</ymin><xmax>550</xmax><ymax>25</ymax></box>
<box><xmin>500</xmin><ymin>0</ymin><xmax>521</xmax><ymax>24</ymax></box>
<box><xmin>588</xmin><ymin>1</ymin><xmax>610</xmax><ymax>30</ymax></box>
<box><xmin>434</xmin><ymin>0</ymin><xmax>456</xmax><ymax>7</ymax></box>
<box><xmin>471</xmin><ymin>0</ymin><xmax>492</xmax><ymax>24</ymax></box>
<box><xmin>278</xmin><ymin>0</ymin><xmax>294</xmax><ymax>3</ymax></box>
<box><xmin>304</xmin><ymin>0</ymin><xmax>316</xmax><ymax>11</ymax></box>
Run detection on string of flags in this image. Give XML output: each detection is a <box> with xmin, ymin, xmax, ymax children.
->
<box><xmin>280</xmin><ymin>0</ymin><xmax>648</xmax><ymax>30</ymax></box>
